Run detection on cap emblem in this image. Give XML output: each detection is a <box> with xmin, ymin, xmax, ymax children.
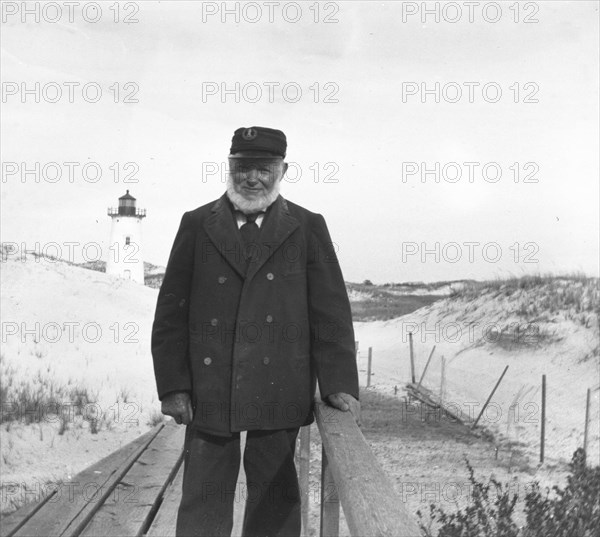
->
<box><xmin>242</xmin><ymin>128</ymin><xmax>258</xmax><ymax>140</ymax></box>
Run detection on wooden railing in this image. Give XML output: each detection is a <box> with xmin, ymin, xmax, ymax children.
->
<box><xmin>298</xmin><ymin>401</ymin><xmax>421</xmax><ymax>537</ymax></box>
<box><xmin>3</xmin><ymin>404</ymin><xmax>420</xmax><ymax>537</ymax></box>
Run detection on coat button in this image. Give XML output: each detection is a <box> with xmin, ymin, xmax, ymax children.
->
<box><xmin>210</xmin><ymin>318</ymin><xmax>218</xmax><ymax>326</ymax></box>
<box><xmin>265</xmin><ymin>315</ymin><xmax>273</xmax><ymax>323</ymax></box>
<box><xmin>266</xmin><ymin>272</ymin><xmax>274</xmax><ymax>280</ymax></box>
<box><xmin>203</xmin><ymin>357</ymin><xmax>212</xmax><ymax>365</ymax></box>
<box><xmin>263</xmin><ymin>356</ymin><xmax>270</xmax><ymax>365</ymax></box>
<box><xmin>218</xmin><ymin>276</ymin><xmax>227</xmax><ymax>284</ymax></box>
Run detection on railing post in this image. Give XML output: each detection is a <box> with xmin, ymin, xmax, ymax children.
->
<box><xmin>299</xmin><ymin>426</ymin><xmax>311</xmax><ymax>537</ymax></box>
<box><xmin>320</xmin><ymin>446</ymin><xmax>340</xmax><ymax>537</ymax></box>
<box><xmin>315</xmin><ymin>401</ymin><xmax>422</xmax><ymax>536</ymax></box>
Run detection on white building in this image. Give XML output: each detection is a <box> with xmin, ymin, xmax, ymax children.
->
<box><xmin>106</xmin><ymin>190</ymin><xmax>146</xmax><ymax>284</ymax></box>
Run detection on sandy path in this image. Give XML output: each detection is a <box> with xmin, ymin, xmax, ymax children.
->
<box><xmin>354</xmin><ymin>299</ymin><xmax>600</xmax><ymax>466</ymax></box>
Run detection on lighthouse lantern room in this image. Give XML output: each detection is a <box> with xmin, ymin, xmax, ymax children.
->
<box><xmin>106</xmin><ymin>190</ymin><xmax>146</xmax><ymax>284</ymax></box>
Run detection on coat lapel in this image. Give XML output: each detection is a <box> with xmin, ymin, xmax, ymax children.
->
<box><xmin>246</xmin><ymin>195</ymin><xmax>300</xmax><ymax>281</ymax></box>
<box><xmin>204</xmin><ymin>194</ymin><xmax>300</xmax><ymax>281</ymax></box>
<box><xmin>204</xmin><ymin>194</ymin><xmax>246</xmax><ymax>278</ymax></box>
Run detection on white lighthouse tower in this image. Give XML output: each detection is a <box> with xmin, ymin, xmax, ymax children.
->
<box><xmin>106</xmin><ymin>190</ymin><xmax>146</xmax><ymax>284</ymax></box>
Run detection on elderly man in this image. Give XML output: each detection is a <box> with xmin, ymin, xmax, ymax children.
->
<box><xmin>152</xmin><ymin>126</ymin><xmax>359</xmax><ymax>537</ymax></box>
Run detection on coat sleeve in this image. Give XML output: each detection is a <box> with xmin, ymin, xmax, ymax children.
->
<box><xmin>307</xmin><ymin>214</ymin><xmax>359</xmax><ymax>400</ymax></box>
<box><xmin>151</xmin><ymin>212</ymin><xmax>195</xmax><ymax>400</ymax></box>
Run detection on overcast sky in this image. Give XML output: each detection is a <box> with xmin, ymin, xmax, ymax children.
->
<box><xmin>2</xmin><ymin>1</ymin><xmax>598</xmax><ymax>283</ymax></box>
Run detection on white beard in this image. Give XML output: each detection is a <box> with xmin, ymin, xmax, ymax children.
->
<box><xmin>226</xmin><ymin>175</ymin><xmax>281</xmax><ymax>214</ymax></box>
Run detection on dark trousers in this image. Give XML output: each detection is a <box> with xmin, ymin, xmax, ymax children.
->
<box><xmin>176</xmin><ymin>427</ymin><xmax>301</xmax><ymax>537</ymax></box>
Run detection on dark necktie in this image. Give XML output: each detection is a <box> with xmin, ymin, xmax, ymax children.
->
<box><xmin>240</xmin><ymin>212</ymin><xmax>260</xmax><ymax>244</ymax></box>
<box><xmin>240</xmin><ymin>212</ymin><xmax>261</xmax><ymax>266</ymax></box>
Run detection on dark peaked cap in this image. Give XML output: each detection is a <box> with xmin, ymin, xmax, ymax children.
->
<box><xmin>230</xmin><ymin>126</ymin><xmax>287</xmax><ymax>157</ymax></box>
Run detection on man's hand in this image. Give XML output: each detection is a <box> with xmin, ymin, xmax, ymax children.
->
<box><xmin>161</xmin><ymin>392</ymin><xmax>193</xmax><ymax>425</ymax></box>
<box><xmin>325</xmin><ymin>392</ymin><xmax>361</xmax><ymax>426</ymax></box>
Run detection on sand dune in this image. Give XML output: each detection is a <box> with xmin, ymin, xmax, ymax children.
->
<box><xmin>1</xmin><ymin>254</ymin><xmax>160</xmax><ymax>513</ymax></box>
<box><xmin>354</xmin><ymin>280</ymin><xmax>599</xmax><ymax>465</ymax></box>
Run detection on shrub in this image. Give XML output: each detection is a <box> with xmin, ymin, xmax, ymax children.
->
<box><xmin>417</xmin><ymin>458</ymin><xmax>520</xmax><ymax>537</ymax></box>
<box><xmin>417</xmin><ymin>449</ymin><xmax>600</xmax><ymax>537</ymax></box>
<box><xmin>522</xmin><ymin>449</ymin><xmax>600</xmax><ymax>537</ymax></box>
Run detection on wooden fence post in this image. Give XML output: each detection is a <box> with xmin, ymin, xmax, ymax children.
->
<box><xmin>409</xmin><ymin>332</ymin><xmax>415</xmax><ymax>384</ymax></box>
<box><xmin>416</xmin><ymin>345</ymin><xmax>436</xmax><ymax>391</ymax></box>
<box><xmin>583</xmin><ymin>387</ymin><xmax>591</xmax><ymax>464</ymax></box>
<box><xmin>439</xmin><ymin>356</ymin><xmax>446</xmax><ymax>404</ymax></box>
<box><xmin>540</xmin><ymin>374</ymin><xmax>546</xmax><ymax>463</ymax></box>
<box><xmin>367</xmin><ymin>347</ymin><xmax>372</xmax><ymax>388</ymax></box>
<box><xmin>355</xmin><ymin>340</ymin><xmax>359</xmax><ymax>362</ymax></box>
<box><xmin>472</xmin><ymin>365</ymin><xmax>509</xmax><ymax>428</ymax></box>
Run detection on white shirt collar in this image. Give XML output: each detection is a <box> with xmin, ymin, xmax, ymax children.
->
<box><xmin>234</xmin><ymin>211</ymin><xmax>265</xmax><ymax>229</ymax></box>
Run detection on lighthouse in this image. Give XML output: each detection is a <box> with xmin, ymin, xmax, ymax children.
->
<box><xmin>106</xmin><ymin>190</ymin><xmax>146</xmax><ymax>284</ymax></box>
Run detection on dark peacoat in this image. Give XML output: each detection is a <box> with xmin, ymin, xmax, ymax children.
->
<box><xmin>151</xmin><ymin>194</ymin><xmax>358</xmax><ymax>436</ymax></box>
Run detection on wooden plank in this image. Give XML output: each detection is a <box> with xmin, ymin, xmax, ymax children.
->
<box><xmin>145</xmin><ymin>465</ymin><xmax>183</xmax><ymax>537</ymax></box>
<box><xmin>12</xmin><ymin>424</ymin><xmax>164</xmax><ymax>537</ymax></box>
<box><xmin>406</xmin><ymin>383</ymin><xmax>465</xmax><ymax>424</ymax></box>
<box><xmin>79</xmin><ymin>422</ymin><xmax>185</xmax><ymax>536</ymax></box>
<box><xmin>61</xmin><ymin>423</ymin><xmax>168</xmax><ymax>537</ymax></box>
<box><xmin>315</xmin><ymin>402</ymin><xmax>420</xmax><ymax>537</ymax></box>
<box><xmin>319</xmin><ymin>446</ymin><xmax>339</xmax><ymax>537</ymax></box>
<box><xmin>0</xmin><ymin>489</ymin><xmax>57</xmax><ymax>537</ymax></box>
<box><xmin>3</xmin><ymin>426</ymin><xmax>162</xmax><ymax>537</ymax></box>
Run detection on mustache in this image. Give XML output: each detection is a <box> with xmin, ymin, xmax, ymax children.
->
<box><xmin>226</xmin><ymin>175</ymin><xmax>281</xmax><ymax>214</ymax></box>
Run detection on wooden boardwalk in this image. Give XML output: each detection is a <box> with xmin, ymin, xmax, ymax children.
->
<box><xmin>1</xmin><ymin>403</ymin><xmax>420</xmax><ymax>537</ymax></box>
<box><xmin>1</xmin><ymin>421</ymin><xmax>188</xmax><ymax>537</ymax></box>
